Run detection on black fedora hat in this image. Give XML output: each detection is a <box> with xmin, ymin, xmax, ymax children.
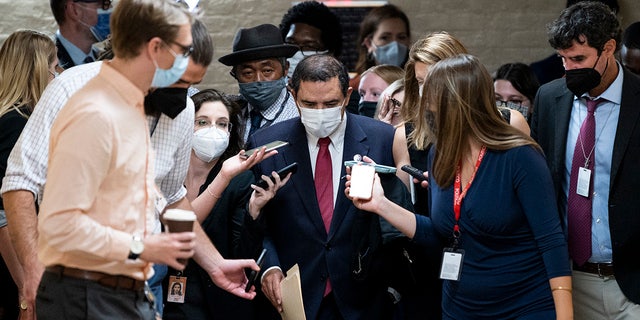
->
<box><xmin>219</xmin><ymin>24</ymin><xmax>298</xmax><ymax>66</ymax></box>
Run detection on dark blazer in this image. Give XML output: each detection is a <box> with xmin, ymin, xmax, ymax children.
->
<box><xmin>247</xmin><ymin>113</ymin><xmax>396</xmax><ymax>319</ymax></box>
<box><xmin>56</xmin><ymin>36</ymin><xmax>75</xmax><ymax>70</ymax></box>
<box><xmin>530</xmin><ymin>68</ymin><xmax>640</xmax><ymax>304</ymax></box>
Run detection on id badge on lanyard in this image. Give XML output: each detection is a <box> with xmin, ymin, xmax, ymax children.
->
<box><xmin>439</xmin><ymin>146</ymin><xmax>486</xmax><ymax>281</ymax></box>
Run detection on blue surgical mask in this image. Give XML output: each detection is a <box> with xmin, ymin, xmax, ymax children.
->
<box><xmin>373</xmin><ymin>41</ymin><xmax>408</xmax><ymax>67</ymax></box>
<box><xmin>239</xmin><ymin>78</ymin><xmax>286</xmax><ymax>111</ymax></box>
<box><xmin>151</xmin><ymin>49</ymin><xmax>189</xmax><ymax>88</ymax></box>
<box><xmin>91</xmin><ymin>8</ymin><xmax>112</xmax><ymax>42</ymax></box>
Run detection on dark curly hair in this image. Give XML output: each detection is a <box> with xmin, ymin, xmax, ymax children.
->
<box><xmin>279</xmin><ymin>1</ymin><xmax>343</xmax><ymax>57</ymax></box>
<box><xmin>547</xmin><ymin>1</ymin><xmax>622</xmax><ymax>53</ymax></box>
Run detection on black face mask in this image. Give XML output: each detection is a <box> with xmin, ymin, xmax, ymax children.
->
<box><xmin>144</xmin><ymin>87</ymin><xmax>188</xmax><ymax>118</ymax></box>
<box><xmin>565</xmin><ymin>54</ymin><xmax>606</xmax><ymax>97</ymax></box>
<box><xmin>358</xmin><ymin>101</ymin><xmax>378</xmax><ymax>118</ymax></box>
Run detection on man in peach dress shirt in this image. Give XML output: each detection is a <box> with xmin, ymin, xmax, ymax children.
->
<box><xmin>35</xmin><ymin>1</ymin><xmax>196</xmax><ymax>318</ymax></box>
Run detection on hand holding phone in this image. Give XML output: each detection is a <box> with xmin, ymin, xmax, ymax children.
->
<box><xmin>349</xmin><ymin>164</ymin><xmax>376</xmax><ymax>199</ymax></box>
<box><xmin>255</xmin><ymin>162</ymin><xmax>298</xmax><ymax>189</ymax></box>
<box><xmin>401</xmin><ymin>165</ymin><xmax>427</xmax><ymax>182</ymax></box>
<box><xmin>245</xmin><ymin>248</ymin><xmax>267</xmax><ymax>293</ymax></box>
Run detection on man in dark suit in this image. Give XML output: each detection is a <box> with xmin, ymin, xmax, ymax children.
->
<box><xmin>531</xmin><ymin>2</ymin><xmax>640</xmax><ymax>318</ymax></box>
<box><xmin>50</xmin><ymin>0</ymin><xmax>111</xmax><ymax>69</ymax></box>
<box><xmin>248</xmin><ymin>54</ymin><xmax>398</xmax><ymax>319</ymax></box>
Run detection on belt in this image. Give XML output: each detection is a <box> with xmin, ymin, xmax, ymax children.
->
<box><xmin>46</xmin><ymin>265</ymin><xmax>145</xmax><ymax>291</ymax></box>
<box><xmin>573</xmin><ymin>262</ymin><xmax>614</xmax><ymax>278</ymax></box>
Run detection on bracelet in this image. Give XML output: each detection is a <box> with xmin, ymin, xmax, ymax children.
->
<box><xmin>206</xmin><ymin>185</ymin><xmax>221</xmax><ymax>199</ymax></box>
<box><xmin>551</xmin><ymin>286</ymin><xmax>572</xmax><ymax>293</ymax></box>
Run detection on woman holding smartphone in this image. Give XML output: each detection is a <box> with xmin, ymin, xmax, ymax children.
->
<box><xmin>347</xmin><ymin>54</ymin><xmax>572</xmax><ymax>319</ymax></box>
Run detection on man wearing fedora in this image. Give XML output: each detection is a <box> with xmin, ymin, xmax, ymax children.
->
<box><xmin>219</xmin><ymin>24</ymin><xmax>299</xmax><ymax>143</ymax></box>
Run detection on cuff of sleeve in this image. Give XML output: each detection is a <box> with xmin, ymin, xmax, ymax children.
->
<box><xmin>108</xmin><ymin>230</ymin><xmax>136</xmax><ymax>261</ymax></box>
<box><xmin>260</xmin><ymin>266</ymin><xmax>282</xmax><ymax>285</ymax></box>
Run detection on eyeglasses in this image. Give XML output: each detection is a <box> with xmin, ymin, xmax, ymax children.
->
<box><xmin>389</xmin><ymin>97</ymin><xmax>402</xmax><ymax>107</ymax></box>
<box><xmin>195</xmin><ymin>119</ymin><xmax>233</xmax><ymax>132</ymax></box>
<box><xmin>164</xmin><ymin>41</ymin><xmax>193</xmax><ymax>58</ymax></box>
<box><xmin>73</xmin><ymin>0</ymin><xmax>112</xmax><ymax>10</ymax></box>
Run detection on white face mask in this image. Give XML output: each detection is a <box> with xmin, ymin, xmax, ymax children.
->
<box><xmin>287</xmin><ymin>50</ymin><xmax>329</xmax><ymax>78</ymax></box>
<box><xmin>192</xmin><ymin>127</ymin><xmax>230</xmax><ymax>163</ymax></box>
<box><xmin>299</xmin><ymin>105</ymin><xmax>344</xmax><ymax>138</ymax></box>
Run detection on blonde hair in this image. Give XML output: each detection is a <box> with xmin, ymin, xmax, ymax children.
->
<box><xmin>360</xmin><ymin>64</ymin><xmax>404</xmax><ymax>88</ymax></box>
<box><xmin>0</xmin><ymin>30</ymin><xmax>56</xmax><ymax>119</ymax></box>
<box><xmin>111</xmin><ymin>0</ymin><xmax>193</xmax><ymax>59</ymax></box>
<box><xmin>403</xmin><ymin>31</ymin><xmax>468</xmax><ymax>150</ymax></box>
<box><xmin>425</xmin><ymin>54</ymin><xmax>540</xmax><ymax>187</ymax></box>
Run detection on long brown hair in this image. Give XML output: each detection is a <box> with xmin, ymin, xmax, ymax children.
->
<box><xmin>354</xmin><ymin>4</ymin><xmax>410</xmax><ymax>75</ymax></box>
<box><xmin>426</xmin><ymin>54</ymin><xmax>540</xmax><ymax>187</ymax></box>
<box><xmin>404</xmin><ymin>31</ymin><xmax>468</xmax><ymax>150</ymax></box>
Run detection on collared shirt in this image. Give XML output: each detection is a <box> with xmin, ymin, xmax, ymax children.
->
<box><xmin>1</xmin><ymin>61</ymin><xmax>191</xmax><ymax>235</ymax></box>
<box><xmin>563</xmin><ymin>62</ymin><xmax>623</xmax><ymax>263</ymax></box>
<box><xmin>38</xmin><ymin>62</ymin><xmax>154</xmax><ymax>280</ymax></box>
<box><xmin>306</xmin><ymin>115</ymin><xmax>347</xmax><ymax>206</ymax></box>
<box><xmin>56</xmin><ymin>31</ymin><xmax>96</xmax><ymax>66</ymax></box>
<box><xmin>241</xmin><ymin>86</ymin><xmax>298</xmax><ymax>142</ymax></box>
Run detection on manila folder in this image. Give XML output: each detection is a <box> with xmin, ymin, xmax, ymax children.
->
<box><xmin>280</xmin><ymin>264</ymin><xmax>306</xmax><ymax>320</ymax></box>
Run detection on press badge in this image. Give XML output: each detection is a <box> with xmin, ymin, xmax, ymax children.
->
<box><xmin>440</xmin><ymin>248</ymin><xmax>464</xmax><ymax>281</ymax></box>
<box><xmin>167</xmin><ymin>275</ymin><xmax>186</xmax><ymax>303</ymax></box>
<box><xmin>576</xmin><ymin>167</ymin><xmax>591</xmax><ymax>197</ymax></box>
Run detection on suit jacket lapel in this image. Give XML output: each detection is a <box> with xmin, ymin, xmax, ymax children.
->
<box><xmin>611</xmin><ymin>70</ymin><xmax>640</xmax><ymax>183</ymax></box>
<box><xmin>553</xmin><ymin>85</ymin><xmax>574</xmax><ymax>177</ymax></box>
<box><xmin>56</xmin><ymin>37</ymin><xmax>75</xmax><ymax>70</ymax></box>
<box><xmin>283</xmin><ymin>121</ymin><xmax>328</xmax><ymax>236</ymax></box>
<box><xmin>329</xmin><ymin>114</ymin><xmax>369</xmax><ymax>240</ymax></box>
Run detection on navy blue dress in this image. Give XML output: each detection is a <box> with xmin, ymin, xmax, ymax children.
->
<box><xmin>413</xmin><ymin>145</ymin><xmax>570</xmax><ymax>319</ymax></box>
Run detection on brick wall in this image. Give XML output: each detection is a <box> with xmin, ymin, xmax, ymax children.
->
<box><xmin>1</xmin><ymin>0</ymin><xmax>638</xmax><ymax>94</ymax></box>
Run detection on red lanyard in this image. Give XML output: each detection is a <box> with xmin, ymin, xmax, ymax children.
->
<box><xmin>453</xmin><ymin>145</ymin><xmax>487</xmax><ymax>236</ymax></box>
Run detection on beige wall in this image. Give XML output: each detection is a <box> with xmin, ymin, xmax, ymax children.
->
<box><xmin>1</xmin><ymin>0</ymin><xmax>639</xmax><ymax>94</ymax></box>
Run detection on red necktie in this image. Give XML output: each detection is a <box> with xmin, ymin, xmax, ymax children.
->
<box><xmin>567</xmin><ymin>98</ymin><xmax>603</xmax><ymax>266</ymax></box>
<box><xmin>315</xmin><ymin>137</ymin><xmax>333</xmax><ymax>232</ymax></box>
<box><xmin>314</xmin><ymin>137</ymin><xmax>333</xmax><ymax>296</ymax></box>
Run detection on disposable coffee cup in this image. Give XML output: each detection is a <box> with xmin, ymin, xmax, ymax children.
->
<box><xmin>163</xmin><ymin>209</ymin><xmax>196</xmax><ymax>265</ymax></box>
<box><xmin>163</xmin><ymin>209</ymin><xmax>196</xmax><ymax>233</ymax></box>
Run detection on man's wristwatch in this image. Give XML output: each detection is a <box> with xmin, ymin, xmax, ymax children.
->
<box><xmin>128</xmin><ymin>235</ymin><xmax>144</xmax><ymax>260</ymax></box>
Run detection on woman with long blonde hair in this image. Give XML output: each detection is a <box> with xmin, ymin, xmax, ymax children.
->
<box><xmin>0</xmin><ymin>30</ymin><xmax>57</xmax><ymax>316</ymax></box>
<box><xmin>348</xmin><ymin>54</ymin><xmax>572</xmax><ymax>319</ymax></box>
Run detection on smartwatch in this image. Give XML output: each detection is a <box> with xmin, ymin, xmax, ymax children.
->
<box><xmin>128</xmin><ymin>235</ymin><xmax>144</xmax><ymax>260</ymax></box>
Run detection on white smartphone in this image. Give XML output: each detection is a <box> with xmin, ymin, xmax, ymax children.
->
<box><xmin>349</xmin><ymin>164</ymin><xmax>376</xmax><ymax>200</ymax></box>
<box><xmin>242</xmin><ymin>140</ymin><xmax>289</xmax><ymax>158</ymax></box>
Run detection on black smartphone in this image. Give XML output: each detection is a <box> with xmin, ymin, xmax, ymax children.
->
<box><xmin>401</xmin><ymin>165</ymin><xmax>427</xmax><ymax>182</ymax></box>
<box><xmin>245</xmin><ymin>248</ymin><xmax>267</xmax><ymax>293</ymax></box>
<box><xmin>255</xmin><ymin>162</ymin><xmax>298</xmax><ymax>189</ymax></box>
<box><xmin>242</xmin><ymin>140</ymin><xmax>289</xmax><ymax>158</ymax></box>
